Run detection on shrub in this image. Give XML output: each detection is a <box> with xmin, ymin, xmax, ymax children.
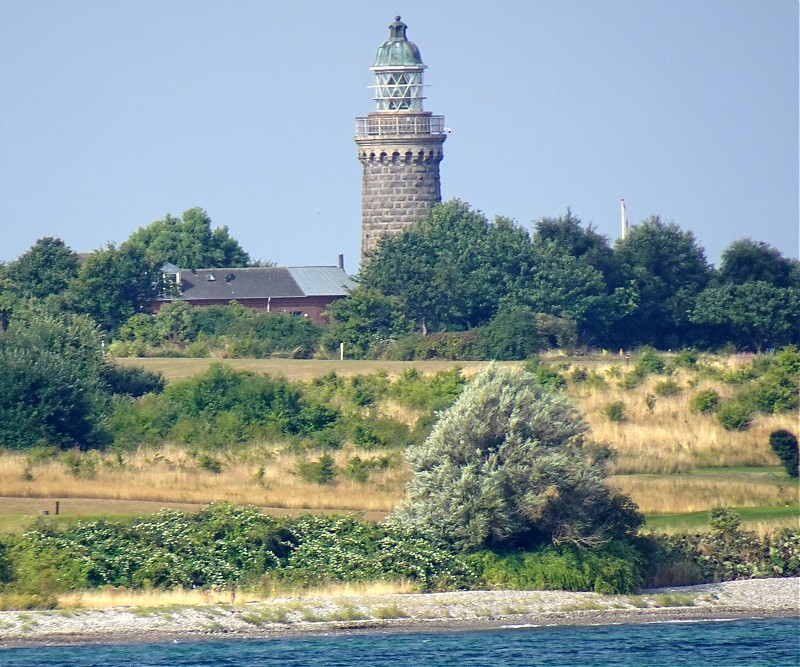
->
<box><xmin>382</xmin><ymin>331</ymin><xmax>482</xmax><ymax>361</ymax></box>
<box><xmin>717</xmin><ymin>401</ymin><xmax>753</xmax><ymax>431</ymax></box>
<box><xmin>0</xmin><ymin>314</ymin><xmax>112</xmax><ymax>450</ymax></box>
<box><xmin>280</xmin><ymin>515</ymin><xmax>381</xmax><ymax>586</ymax></box>
<box><xmin>769</xmin><ymin>429</ymin><xmax>799</xmax><ymax>477</ymax></box>
<box><xmin>121</xmin><ymin>304</ymin><xmax>325</xmax><ymax>358</ymax></box>
<box><xmin>375</xmin><ymin>524</ymin><xmax>476</xmax><ymax>591</ymax></box>
<box><xmin>466</xmin><ymin>542</ymin><xmax>643</xmax><ymax>594</ymax></box>
<box><xmin>617</xmin><ymin>372</ymin><xmax>641</xmax><ymax>390</ymax></box>
<box><xmin>584</xmin><ymin>372</ymin><xmax>607</xmax><ymax>390</ymax></box>
<box><xmin>390</xmin><ymin>368</ymin><xmax>465</xmax><ymax>411</ymax></box>
<box><xmin>109</xmin><ymin>365</ymin><xmax>340</xmax><ymax>449</ymax></box>
<box><xmin>197</xmin><ymin>453</ymin><xmax>223</xmax><ymax>474</ymax></box>
<box><xmin>60</xmin><ymin>450</ymin><xmax>98</xmax><ymax>478</ymax></box>
<box><xmin>639</xmin><ymin>509</ymin><xmax>800</xmax><ymax>586</ymax></box>
<box><xmin>602</xmin><ymin>401</ymin><xmax>626</xmax><ymax>422</ymax></box>
<box><xmin>522</xmin><ymin>357</ymin><xmax>566</xmax><ymax>390</ymax></box>
<box><xmin>636</xmin><ymin>348</ymin><xmax>666</xmax><ymax>375</ymax></box>
<box><xmin>0</xmin><ymin>538</ymin><xmax>12</xmax><ymax>586</ymax></box>
<box><xmin>480</xmin><ymin>305</ymin><xmax>544</xmax><ymax>360</ymax></box>
<box><xmin>345</xmin><ymin>373</ymin><xmax>390</xmax><ymax>407</ymax></box>
<box><xmin>390</xmin><ymin>365</ymin><xmax>643</xmax><ymax>551</ymax></box>
<box><xmin>689</xmin><ymin>389</ymin><xmax>721</xmax><ymax>414</ymax></box>
<box><xmin>743</xmin><ymin>349</ymin><xmax>800</xmax><ymax>413</ymax></box>
<box><xmin>672</xmin><ymin>349</ymin><xmax>699</xmax><ymax>369</ymax></box>
<box><xmin>296</xmin><ymin>454</ymin><xmax>337</xmax><ymax>485</ymax></box>
<box><xmin>8</xmin><ymin>504</ymin><xmax>292</xmax><ymax>591</ymax></box>
<box><xmin>281</xmin><ymin>515</ymin><xmax>472</xmax><ymax>591</ymax></box>
<box><xmin>341</xmin><ymin>454</ymin><xmax>395</xmax><ymax>483</ymax></box>
<box><xmin>569</xmin><ymin>366</ymin><xmax>588</xmax><ymax>383</ymax></box>
<box><xmin>346</xmin><ymin>415</ymin><xmax>413</xmax><ymax>450</ymax></box>
<box><xmin>653</xmin><ymin>379</ymin><xmax>682</xmax><ymax>397</ymax></box>
<box><xmin>100</xmin><ymin>363</ymin><xmax>165</xmax><ymax>397</ymax></box>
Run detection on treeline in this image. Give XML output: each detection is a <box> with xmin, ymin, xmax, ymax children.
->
<box><xmin>327</xmin><ymin>201</ymin><xmax>799</xmax><ymax>358</ymax></box>
<box><xmin>0</xmin><ymin>208</ymin><xmax>255</xmax><ymax>335</ymax></box>
<box><xmin>2</xmin><ymin>200</ymin><xmax>797</xmax><ymax>360</ymax></box>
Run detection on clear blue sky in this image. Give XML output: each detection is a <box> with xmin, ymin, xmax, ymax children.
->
<box><xmin>1</xmin><ymin>0</ymin><xmax>797</xmax><ymax>270</ymax></box>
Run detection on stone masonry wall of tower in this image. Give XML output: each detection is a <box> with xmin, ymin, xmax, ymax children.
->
<box><xmin>358</xmin><ymin>140</ymin><xmax>444</xmax><ymax>259</ymax></box>
<box><xmin>356</xmin><ymin>17</ymin><xmax>446</xmax><ymax>265</ymax></box>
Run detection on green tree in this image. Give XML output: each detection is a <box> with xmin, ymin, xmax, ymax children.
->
<box><xmin>361</xmin><ymin>200</ymin><xmax>531</xmax><ymax>332</ymax></box>
<box><xmin>508</xmin><ymin>242</ymin><xmax>630</xmax><ymax>344</ymax></box>
<box><xmin>691</xmin><ymin>281</ymin><xmax>800</xmax><ymax>351</ymax></box>
<box><xmin>123</xmin><ymin>207</ymin><xmax>251</xmax><ymax>269</ymax></box>
<box><xmin>390</xmin><ymin>365</ymin><xmax>643</xmax><ymax>550</ymax></box>
<box><xmin>322</xmin><ymin>287</ymin><xmax>411</xmax><ymax>358</ymax></box>
<box><xmin>66</xmin><ymin>244</ymin><xmax>162</xmax><ymax>333</ymax></box>
<box><xmin>534</xmin><ymin>210</ymin><xmax>620</xmax><ymax>286</ymax></box>
<box><xmin>480</xmin><ymin>304</ymin><xmax>543</xmax><ymax>360</ymax></box>
<box><xmin>0</xmin><ymin>274</ymin><xmax>20</xmax><ymax>331</ymax></box>
<box><xmin>0</xmin><ymin>314</ymin><xmax>110</xmax><ymax>449</ymax></box>
<box><xmin>3</xmin><ymin>237</ymin><xmax>79</xmax><ymax>300</ymax></box>
<box><xmin>613</xmin><ymin>216</ymin><xmax>711</xmax><ymax>347</ymax></box>
<box><xmin>719</xmin><ymin>238</ymin><xmax>799</xmax><ymax>288</ymax></box>
<box><xmin>362</xmin><ymin>201</ymin><xmax>632</xmax><ymax>347</ymax></box>
<box><xmin>769</xmin><ymin>429</ymin><xmax>799</xmax><ymax>478</ymax></box>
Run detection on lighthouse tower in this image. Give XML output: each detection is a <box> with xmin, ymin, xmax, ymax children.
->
<box><xmin>355</xmin><ymin>16</ymin><xmax>446</xmax><ymax>264</ymax></box>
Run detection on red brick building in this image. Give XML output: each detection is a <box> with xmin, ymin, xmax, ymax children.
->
<box><xmin>152</xmin><ymin>265</ymin><xmax>357</xmax><ymax>325</ymax></box>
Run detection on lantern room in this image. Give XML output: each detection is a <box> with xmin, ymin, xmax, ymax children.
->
<box><xmin>370</xmin><ymin>16</ymin><xmax>427</xmax><ymax>112</ymax></box>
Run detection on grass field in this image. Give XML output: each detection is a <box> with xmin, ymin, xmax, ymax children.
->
<box><xmin>115</xmin><ymin>356</ymin><xmax>495</xmax><ymax>381</ymax></box>
<box><xmin>1</xmin><ymin>354</ymin><xmax>797</xmax><ymax>534</ymax></box>
<box><xmin>643</xmin><ymin>504</ymin><xmax>799</xmax><ymax>534</ymax></box>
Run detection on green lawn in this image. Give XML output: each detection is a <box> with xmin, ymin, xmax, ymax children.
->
<box><xmin>645</xmin><ymin>504</ymin><xmax>799</xmax><ymax>533</ymax></box>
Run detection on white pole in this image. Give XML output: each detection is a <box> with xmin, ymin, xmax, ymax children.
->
<box><xmin>339</xmin><ymin>342</ymin><xmax>344</xmax><ymax>361</ymax></box>
<box><xmin>620</xmin><ymin>198</ymin><xmax>629</xmax><ymax>240</ymax></box>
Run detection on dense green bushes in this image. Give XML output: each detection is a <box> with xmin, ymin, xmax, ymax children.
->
<box><xmin>7</xmin><ymin>504</ymin><xmax>291</xmax><ymax>592</ymax></box>
<box><xmin>0</xmin><ymin>505</ymin><xmax>472</xmax><ymax>597</ymax></box>
<box><xmin>641</xmin><ymin>507</ymin><xmax>800</xmax><ymax>586</ymax></box>
<box><xmin>714</xmin><ymin>347</ymin><xmax>799</xmax><ymax>431</ymax></box>
<box><xmin>689</xmin><ymin>389</ymin><xmax>721</xmax><ymax>414</ymax></box>
<box><xmin>107</xmin><ymin>365</ymin><xmax>468</xmax><ymax>452</ymax></box>
<box><xmin>2</xmin><ymin>504</ymin><xmax>796</xmax><ymax>608</ymax></box>
<box><xmin>0</xmin><ymin>315</ymin><xmax>112</xmax><ymax>450</ymax></box>
<box><xmin>109</xmin><ymin>363</ymin><xmax>339</xmax><ymax>449</ymax></box>
<box><xmin>112</xmin><ymin>301</ymin><xmax>323</xmax><ymax>358</ymax></box>
<box><xmin>466</xmin><ymin>542</ymin><xmax>643</xmax><ymax>594</ymax></box>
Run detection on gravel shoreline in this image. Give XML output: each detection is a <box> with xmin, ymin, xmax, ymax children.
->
<box><xmin>1</xmin><ymin>578</ymin><xmax>797</xmax><ymax>648</ymax></box>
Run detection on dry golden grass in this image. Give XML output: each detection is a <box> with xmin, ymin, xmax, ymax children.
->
<box><xmin>575</xmin><ymin>369</ymin><xmax>789</xmax><ymax>473</ymax></box>
<box><xmin>115</xmin><ymin>357</ymin><xmax>493</xmax><ymax>382</ymax></box>
<box><xmin>377</xmin><ymin>399</ymin><xmax>425</xmax><ymax>428</ymax></box>
<box><xmin>610</xmin><ymin>475</ymin><xmax>797</xmax><ymax>514</ymax></box>
<box><xmin>0</xmin><ymin>445</ymin><xmax>406</xmax><ymax>515</ymax></box>
<box><xmin>57</xmin><ymin>580</ymin><xmax>417</xmax><ymax>610</ymax></box>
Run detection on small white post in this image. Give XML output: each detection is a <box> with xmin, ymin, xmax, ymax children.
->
<box><xmin>339</xmin><ymin>342</ymin><xmax>344</xmax><ymax>361</ymax></box>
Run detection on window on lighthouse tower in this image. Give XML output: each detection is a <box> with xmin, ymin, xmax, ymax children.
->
<box><xmin>374</xmin><ymin>71</ymin><xmax>424</xmax><ymax>111</ymax></box>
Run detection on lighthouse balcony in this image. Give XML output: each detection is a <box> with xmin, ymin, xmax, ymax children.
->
<box><xmin>355</xmin><ymin>114</ymin><xmax>446</xmax><ymax>138</ymax></box>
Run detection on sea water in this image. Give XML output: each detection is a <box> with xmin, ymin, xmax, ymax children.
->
<box><xmin>1</xmin><ymin>617</ymin><xmax>798</xmax><ymax>666</ymax></box>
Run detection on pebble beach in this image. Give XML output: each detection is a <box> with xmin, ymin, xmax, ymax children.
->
<box><xmin>0</xmin><ymin>578</ymin><xmax>797</xmax><ymax>647</ymax></box>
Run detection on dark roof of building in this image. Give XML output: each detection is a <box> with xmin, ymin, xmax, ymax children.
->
<box><xmin>160</xmin><ymin>266</ymin><xmax>357</xmax><ymax>302</ymax></box>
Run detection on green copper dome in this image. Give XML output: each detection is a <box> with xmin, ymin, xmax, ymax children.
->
<box><xmin>373</xmin><ymin>16</ymin><xmax>425</xmax><ymax>68</ymax></box>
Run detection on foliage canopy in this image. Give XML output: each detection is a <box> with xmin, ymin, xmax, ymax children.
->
<box><xmin>390</xmin><ymin>365</ymin><xmax>643</xmax><ymax>550</ymax></box>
